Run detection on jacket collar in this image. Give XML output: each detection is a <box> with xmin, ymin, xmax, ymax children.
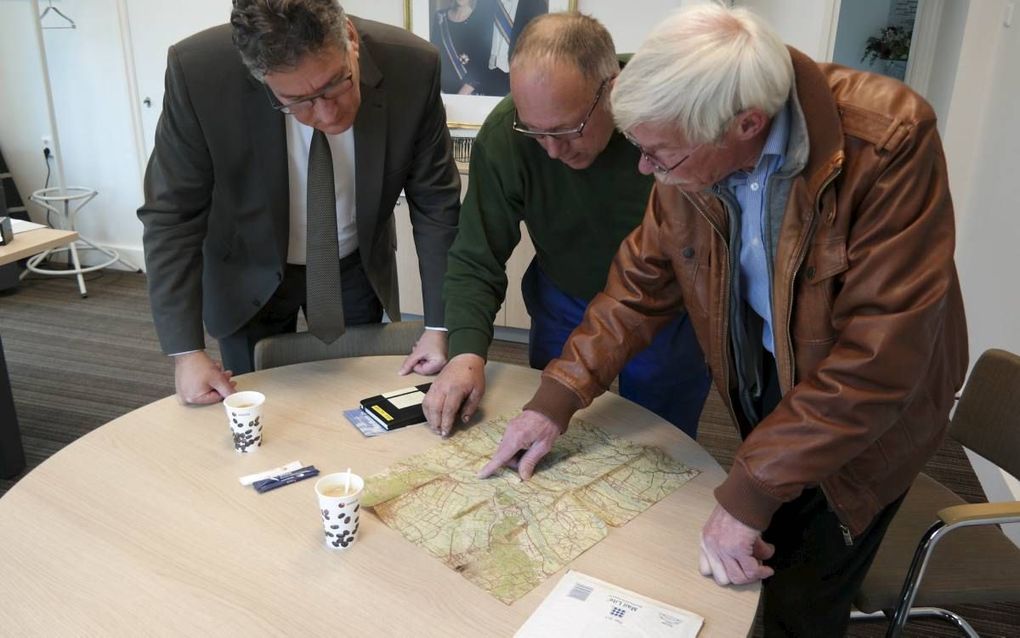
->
<box><xmin>351</xmin><ymin>17</ymin><xmax>386</xmax><ymax>233</ymax></box>
<box><xmin>787</xmin><ymin>47</ymin><xmax>845</xmax><ymax>194</ymax></box>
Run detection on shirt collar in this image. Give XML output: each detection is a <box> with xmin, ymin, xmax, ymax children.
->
<box><xmin>760</xmin><ymin>100</ymin><xmax>790</xmax><ymax>163</ymax></box>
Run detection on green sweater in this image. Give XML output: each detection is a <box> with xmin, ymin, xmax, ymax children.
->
<box><xmin>444</xmin><ymin>96</ymin><xmax>654</xmax><ymax>359</ymax></box>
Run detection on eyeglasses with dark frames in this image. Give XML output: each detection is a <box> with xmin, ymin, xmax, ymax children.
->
<box><xmin>623</xmin><ymin>131</ymin><xmax>700</xmax><ymax>174</ymax></box>
<box><xmin>265</xmin><ymin>70</ymin><xmax>355</xmax><ymax>115</ymax></box>
<box><xmin>512</xmin><ymin>76</ymin><xmax>614</xmax><ymax>140</ymax></box>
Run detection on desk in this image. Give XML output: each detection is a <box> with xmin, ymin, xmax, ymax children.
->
<box><xmin>0</xmin><ymin>357</ymin><xmax>759</xmax><ymax>636</ymax></box>
<box><xmin>0</xmin><ymin>228</ymin><xmax>78</xmax><ymax>477</ymax></box>
<box><xmin>0</xmin><ymin>227</ymin><xmax>79</xmax><ymax>265</ymax></box>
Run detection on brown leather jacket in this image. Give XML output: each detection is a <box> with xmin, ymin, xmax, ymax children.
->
<box><xmin>525</xmin><ymin>49</ymin><xmax>968</xmax><ymax>536</ymax></box>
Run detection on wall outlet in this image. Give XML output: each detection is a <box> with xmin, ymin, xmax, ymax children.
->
<box><xmin>41</xmin><ymin>135</ymin><xmax>54</xmax><ymax>158</ymax></box>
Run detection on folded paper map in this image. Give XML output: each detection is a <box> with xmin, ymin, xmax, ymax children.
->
<box><xmin>362</xmin><ymin>415</ymin><xmax>699</xmax><ymax>604</ymax></box>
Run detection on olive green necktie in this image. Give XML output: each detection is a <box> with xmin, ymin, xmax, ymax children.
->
<box><xmin>305</xmin><ymin>130</ymin><xmax>345</xmax><ymax>344</ymax></box>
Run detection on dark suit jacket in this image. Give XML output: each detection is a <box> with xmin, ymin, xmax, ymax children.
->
<box><xmin>138</xmin><ymin>17</ymin><xmax>461</xmax><ymax>354</ymax></box>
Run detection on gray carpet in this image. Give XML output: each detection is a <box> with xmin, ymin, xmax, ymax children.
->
<box><xmin>1</xmin><ymin>271</ymin><xmax>1017</xmax><ymax>636</ymax></box>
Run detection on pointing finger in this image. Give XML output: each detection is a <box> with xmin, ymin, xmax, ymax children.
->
<box><xmin>478</xmin><ymin>437</ymin><xmax>524</xmax><ymax>479</ymax></box>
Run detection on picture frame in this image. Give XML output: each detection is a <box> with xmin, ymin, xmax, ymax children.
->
<box><xmin>405</xmin><ymin>0</ymin><xmax>576</xmax><ymax>130</ymax></box>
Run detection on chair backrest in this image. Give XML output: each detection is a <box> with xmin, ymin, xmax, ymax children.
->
<box><xmin>950</xmin><ymin>348</ymin><xmax>1020</xmax><ymax>480</ymax></box>
<box><xmin>253</xmin><ymin>321</ymin><xmax>424</xmax><ymax>371</ymax></box>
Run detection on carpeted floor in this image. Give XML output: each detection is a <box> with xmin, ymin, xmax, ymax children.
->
<box><xmin>1</xmin><ymin>271</ymin><xmax>1017</xmax><ymax>636</ymax></box>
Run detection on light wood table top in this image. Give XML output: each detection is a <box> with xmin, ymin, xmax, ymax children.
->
<box><xmin>0</xmin><ymin>357</ymin><xmax>758</xmax><ymax>636</ymax></box>
<box><xmin>0</xmin><ymin>227</ymin><xmax>78</xmax><ymax>266</ymax></box>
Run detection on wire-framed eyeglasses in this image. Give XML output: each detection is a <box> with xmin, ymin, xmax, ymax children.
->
<box><xmin>512</xmin><ymin>76</ymin><xmax>614</xmax><ymax>140</ymax></box>
<box><xmin>265</xmin><ymin>70</ymin><xmax>355</xmax><ymax>115</ymax></box>
<box><xmin>623</xmin><ymin>131</ymin><xmax>700</xmax><ymax>174</ymax></box>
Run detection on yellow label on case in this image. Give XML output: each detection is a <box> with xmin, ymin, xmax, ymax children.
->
<box><xmin>371</xmin><ymin>405</ymin><xmax>394</xmax><ymax>421</ymax></box>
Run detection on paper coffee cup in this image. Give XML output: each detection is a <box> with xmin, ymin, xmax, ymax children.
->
<box><xmin>223</xmin><ymin>391</ymin><xmax>265</xmax><ymax>453</ymax></box>
<box><xmin>315</xmin><ymin>471</ymin><xmax>364</xmax><ymax>550</ymax></box>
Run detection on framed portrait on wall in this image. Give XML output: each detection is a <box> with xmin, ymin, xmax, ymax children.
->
<box><xmin>406</xmin><ymin>0</ymin><xmax>576</xmax><ymax>129</ymax></box>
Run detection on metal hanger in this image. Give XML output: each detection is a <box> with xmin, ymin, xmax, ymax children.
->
<box><xmin>40</xmin><ymin>0</ymin><xmax>76</xmax><ymax>30</ymax></box>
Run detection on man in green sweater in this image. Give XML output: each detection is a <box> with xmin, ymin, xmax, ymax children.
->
<box><xmin>419</xmin><ymin>13</ymin><xmax>709</xmax><ymax>437</ymax></box>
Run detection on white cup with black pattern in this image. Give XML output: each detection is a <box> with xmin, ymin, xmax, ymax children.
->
<box><xmin>223</xmin><ymin>391</ymin><xmax>265</xmax><ymax>453</ymax></box>
<box><xmin>314</xmin><ymin>471</ymin><xmax>364</xmax><ymax>550</ymax></box>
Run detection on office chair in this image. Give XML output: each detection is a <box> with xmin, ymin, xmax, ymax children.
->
<box><xmin>253</xmin><ymin>320</ymin><xmax>425</xmax><ymax>371</ymax></box>
<box><xmin>850</xmin><ymin>348</ymin><xmax>1020</xmax><ymax>637</ymax></box>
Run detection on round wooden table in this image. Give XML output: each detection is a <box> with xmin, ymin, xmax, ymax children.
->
<box><xmin>0</xmin><ymin>357</ymin><xmax>758</xmax><ymax>636</ymax></box>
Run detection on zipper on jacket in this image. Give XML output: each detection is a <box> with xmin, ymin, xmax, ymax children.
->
<box><xmin>782</xmin><ymin>163</ymin><xmax>842</xmax><ymax>386</ymax></box>
<box><xmin>682</xmin><ymin>190</ymin><xmax>742</xmax><ymax>431</ymax></box>
<box><xmin>840</xmin><ymin>523</ymin><xmax>854</xmax><ymax>547</ymax></box>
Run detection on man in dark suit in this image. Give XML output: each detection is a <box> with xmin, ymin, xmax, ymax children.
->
<box><xmin>138</xmin><ymin>0</ymin><xmax>461</xmax><ymax>405</ymax></box>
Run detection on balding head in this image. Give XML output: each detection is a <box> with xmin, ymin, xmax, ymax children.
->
<box><xmin>510</xmin><ymin>12</ymin><xmax>618</xmax><ymax>84</ymax></box>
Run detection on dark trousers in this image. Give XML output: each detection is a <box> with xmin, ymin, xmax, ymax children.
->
<box><xmin>218</xmin><ymin>255</ymin><xmax>382</xmax><ymax>375</ymax></box>
<box><xmin>522</xmin><ymin>261</ymin><xmax>710</xmax><ymax>437</ymax></box>
<box><xmin>752</xmin><ymin>350</ymin><xmax>905</xmax><ymax>636</ymax></box>
<box><xmin>762</xmin><ymin>488</ymin><xmax>904</xmax><ymax>637</ymax></box>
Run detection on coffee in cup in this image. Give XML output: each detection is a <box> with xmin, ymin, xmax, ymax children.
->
<box><xmin>223</xmin><ymin>391</ymin><xmax>266</xmax><ymax>453</ymax></box>
<box><xmin>315</xmin><ymin>471</ymin><xmax>364</xmax><ymax>550</ymax></box>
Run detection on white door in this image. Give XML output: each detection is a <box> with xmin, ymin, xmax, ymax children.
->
<box><xmin>123</xmin><ymin>0</ymin><xmax>231</xmax><ymax>159</ymax></box>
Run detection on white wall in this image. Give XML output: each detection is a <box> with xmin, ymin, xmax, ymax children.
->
<box><xmin>578</xmin><ymin>0</ymin><xmax>686</xmax><ymax>52</ymax></box>
<box><xmin>741</xmin><ymin>0</ymin><xmax>839</xmax><ymax>60</ymax></box>
<box><xmin>924</xmin><ymin>0</ymin><xmax>968</xmax><ymax>128</ymax></box>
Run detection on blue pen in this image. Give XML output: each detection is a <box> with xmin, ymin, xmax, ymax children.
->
<box><xmin>253</xmin><ymin>465</ymin><xmax>320</xmax><ymax>493</ymax></box>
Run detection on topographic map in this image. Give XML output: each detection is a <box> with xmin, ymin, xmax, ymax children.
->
<box><xmin>361</xmin><ymin>415</ymin><xmax>699</xmax><ymax>604</ymax></box>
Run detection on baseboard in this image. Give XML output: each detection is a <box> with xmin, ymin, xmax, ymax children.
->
<box><xmin>493</xmin><ymin>325</ymin><xmax>528</xmax><ymax>344</ymax></box>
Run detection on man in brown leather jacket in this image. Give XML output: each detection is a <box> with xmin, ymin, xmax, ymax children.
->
<box><xmin>478</xmin><ymin>4</ymin><xmax>968</xmax><ymax>635</ymax></box>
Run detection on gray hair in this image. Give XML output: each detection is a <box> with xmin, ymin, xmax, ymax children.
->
<box><xmin>611</xmin><ymin>3</ymin><xmax>793</xmax><ymax>144</ymax></box>
<box><xmin>231</xmin><ymin>0</ymin><xmax>349</xmax><ymax>81</ymax></box>
<box><xmin>510</xmin><ymin>13</ymin><xmax>618</xmax><ymax>85</ymax></box>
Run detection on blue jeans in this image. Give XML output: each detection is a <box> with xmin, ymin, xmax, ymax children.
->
<box><xmin>522</xmin><ymin>261</ymin><xmax>710</xmax><ymax>438</ymax></box>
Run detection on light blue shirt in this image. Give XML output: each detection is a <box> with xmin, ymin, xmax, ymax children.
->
<box><xmin>723</xmin><ymin>104</ymin><xmax>790</xmax><ymax>354</ymax></box>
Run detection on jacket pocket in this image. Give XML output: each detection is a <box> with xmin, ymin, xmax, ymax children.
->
<box><xmin>792</xmin><ymin>235</ymin><xmax>848</xmax><ymax>346</ymax></box>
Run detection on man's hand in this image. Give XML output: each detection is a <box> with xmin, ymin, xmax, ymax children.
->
<box><xmin>477</xmin><ymin>410</ymin><xmax>561</xmax><ymax>480</ymax></box>
<box><xmin>399</xmin><ymin>329</ymin><xmax>448</xmax><ymax>376</ymax></box>
<box><xmin>173</xmin><ymin>351</ymin><xmax>237</xmax><ymax>405</ymax></box>
<box><xmin>698</xmin><ymin>504</ymin><xmax>775</xmax><ymax>586</ymax></box>
<box><xmin>422</xmin><ymin>353</ymin><xmax>485</xmax><ymax>437</ymax></box>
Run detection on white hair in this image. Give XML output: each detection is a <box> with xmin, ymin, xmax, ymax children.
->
<box><xmin>611</xmin><ymin>3</ymin><xmax>793</xmax><ymax>144</ymax></box>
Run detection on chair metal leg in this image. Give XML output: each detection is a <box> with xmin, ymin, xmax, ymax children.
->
<box><xmin>67</xmin><ymin>239</ymin><xmax>87</xmax><ymax>297</ymax></box>
<box><xmin>880</xmin><ymin>510</ymin><xmax>1017</xmax><ymax>637</ymax></box>
<box><xmin>886</xmin><ymin>519</ymin><xmax>947</xmax><ymax>637</ymax></box>
<box><xmin>850</xmin><ymin>609</ymin><xmax>889</xmax><ymax>623</ymax></box>
<box><xmin>908</xmin><ymin>608</ymin><xmax>979</xmax><ymax>637</ymax></box>
<box><xmin>852</xmin><ymin>607</ymin><xmax>979</xmax><ymax>637</ymax></box>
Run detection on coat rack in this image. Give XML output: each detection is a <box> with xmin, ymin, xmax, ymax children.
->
<box><xmin>40</xmin><ymin>0</ymin><xmax>76</xmax><ymax>30</ymax></box>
